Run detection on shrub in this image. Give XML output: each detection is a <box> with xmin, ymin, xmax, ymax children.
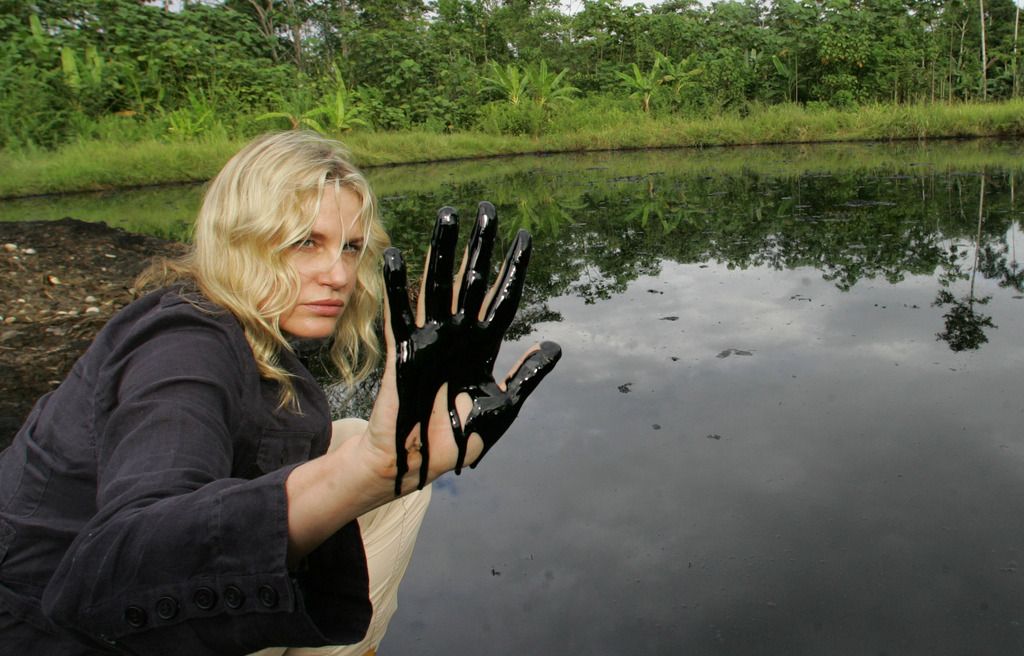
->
<box><xmin>475</xmin><ymin>101</ymin><xmax>545</xmax><ymax>136</ymax></box>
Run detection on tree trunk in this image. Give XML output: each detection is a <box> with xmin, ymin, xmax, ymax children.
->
<box><xmin>957</xmin><ymin>18</ymin><xmax>968</xmax><ymax>100</ymax></box>
<box><xmin>947</xmin><ymin>21</ymin><xmax>955</xmax><ymax>102</ymax></box>
<box><xmin>930</xmin><ymin>58</ymin><xmax>936</xmax><ymax>103</ymax></box>
<box><xmin>979</xmin><ymin>0</ymin><xmax>987</xmax><ymax>100</ymax></box>
<box><xmin>338</xmin><ymin>0</ymin><xmax>350</xmax><ymax>60</ymax></box>
<box><xmin>246</xmin><ymin>0</ymin><xmax>279</xmax><ymax>64</ymax></box>
<box><xmin>795</xmin><ymin>56</ymin><xmax>799</xmax><ymax>103</ymax></box>
<box><xmin>1014</xmin><ymin>6</ymin><xmax>1020</xmax><ymax>98</ymax></box>
<box><xmin>283</xmin><ymin>0</ymin><xmax>303</xmax><ymax>71</ymax></box>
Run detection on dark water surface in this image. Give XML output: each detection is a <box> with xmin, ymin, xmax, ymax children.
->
<box><xmin>371</xmin><ymin>146</ymin><xmax>1024</xmax><ymax>656</ymax></box>
<box><xmin>4</xmin><ymin>143</ymin><xmax>1024</xmax><ymax>654</ymax></box>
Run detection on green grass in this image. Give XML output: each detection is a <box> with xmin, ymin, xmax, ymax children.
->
<box><xmin>4</xmin><ymin>100</ymin><xmax>1024</xmax><ymax>199</ymax></box>
<box><xmin>1</xmin><ymin>138</ymin><xmax>247</xmax><ymax>198</ymax></box>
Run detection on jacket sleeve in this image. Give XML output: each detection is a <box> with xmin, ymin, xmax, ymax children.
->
<box><xmin>40</xmin><ymin>304</ymin><xmax>370</xmax><ymax>655</ymax></box>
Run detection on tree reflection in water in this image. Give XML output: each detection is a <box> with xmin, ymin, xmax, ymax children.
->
<box><xmin>933</xmin><ymin>172</ymin><xmax>997</xmax><ymax>351</ymax></box>
<box><xmin>932</xmin><ymin>289</ymin><xmax>995</xmax><ymax>351</ymax></box>
<box><xmin>378</xmin><ymin>157</ymin><xmax>1023</xmax><ymax>356</ymax></box>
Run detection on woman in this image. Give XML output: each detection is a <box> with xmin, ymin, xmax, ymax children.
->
<box><xmin>0</xmin><ymin>131</ymin><xmax>560</xmax><ymax>655</ymax></box>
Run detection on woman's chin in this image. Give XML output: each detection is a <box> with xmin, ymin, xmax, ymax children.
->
<box><xmin>281</xmin><ymin>318</ymin><xmax>338</xmax><ymax>340</ymax></box>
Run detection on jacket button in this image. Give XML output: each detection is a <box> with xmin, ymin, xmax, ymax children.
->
<box><xmin>193</xmin><ymin>586</ymin><xmax>218</xmax><ymax>611</ymax></box>
<box><xmin>257</xmin><ymin>585</ymin><xmax>279</xmax><ymax>608</ymax></box>
<box><xmin>155</xmin><ymin>596</ymin><xmax>179</xmax><ymax>621</ymax></box>
<box><xmin>224</xmin><ymin>585</ymin><xmax>245</xmax><ymax>609</ymax></box>
<box><xmin>124</xmin><ymin>605</ymin><xmax>147</xmax><ymax>628</ymax></box>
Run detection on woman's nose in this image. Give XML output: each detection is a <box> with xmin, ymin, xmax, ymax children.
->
<box><xmin>318</xmin><ymin>254</ymin><xmax>350</xmax><ymax>288</ymax></box>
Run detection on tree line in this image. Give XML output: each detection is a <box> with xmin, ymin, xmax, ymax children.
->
<box><xmin>2</xmin><ymin>0</ymin><xmax>1023</xmax><ymax>149</ymax></box>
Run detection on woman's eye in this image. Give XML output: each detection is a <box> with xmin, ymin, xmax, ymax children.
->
<box><xmin>294</xmin><ymin>238</ymin><xmax>317</xmax><ymax>250</ymax></box>
<box><xmin>343</xmin><ymin>241</ymin><xmax>363</xmax><ymax>253</ymax></box>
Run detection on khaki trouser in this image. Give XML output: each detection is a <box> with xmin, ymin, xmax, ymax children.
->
<box><xmin>250</xmin><ymin>419</ymin><xmax>431</xmax><ymax>656</ymax></box>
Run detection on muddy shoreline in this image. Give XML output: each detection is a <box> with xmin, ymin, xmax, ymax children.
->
<box><xmin>1</xmin><ymin>219</ymin><xmax>185</xmax><ymax>447</ymax></box>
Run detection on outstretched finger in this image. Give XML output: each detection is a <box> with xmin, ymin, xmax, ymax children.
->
<box><xmin>422</xmin><ymin>207</ymin><xmax>460</xmax><ymax>324</ymax></box>
<box><xmin>456</xmin><ymin>201</ymin><xmax>497</xmax><ymax>322</ymax></box>
<box><xmin>383</xmin><ymin>248</ymin><xmax>414</xmax><ymax>346</ymax></box>
<box><xmin>482</xmin><ymin>229</ymin><xmax>532</xmax><ymax>336</ymax></box>
<box><xmin>462</xmin><ymin>341</ymin><xmax>563</xmax><ymax>470</ymax></box>
<box><xmin>501</xmin><ymin>341</ymin><xmax>562</xmax><ymax>407</ymax></box>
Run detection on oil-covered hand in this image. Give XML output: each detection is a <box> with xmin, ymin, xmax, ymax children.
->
<box><xmin>382</xmin><ymin>202</ymin><xmax>562</xmax><ymax>495</ymax></box>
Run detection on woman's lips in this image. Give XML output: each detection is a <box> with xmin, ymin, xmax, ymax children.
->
<box><xmin>304</xmin><ymin>300</ymin><xmax>344</xmax><ymax>316</ymax></box>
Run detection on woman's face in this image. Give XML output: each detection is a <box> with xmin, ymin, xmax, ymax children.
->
<box><xmin>279</xmin><ymin>185</ymin><xmax>365</xmax><ymax>339</ymax></box>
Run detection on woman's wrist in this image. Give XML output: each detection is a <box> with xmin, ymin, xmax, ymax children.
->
<box><xmin>284</xmin><ymin>432</ymin><xmax>395</xmax><ymax>564</ymax></box>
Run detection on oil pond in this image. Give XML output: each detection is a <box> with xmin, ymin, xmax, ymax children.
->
<box><xmin>3</xmin><ymin>141</ymin><xmax>1023</xmax><ymax>655</ymax></box>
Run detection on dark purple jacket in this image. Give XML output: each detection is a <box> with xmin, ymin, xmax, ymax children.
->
<box><xmin>0</xmin><ymin>287</ymin><xmax>371</xmax><ymax>654</ymax></box>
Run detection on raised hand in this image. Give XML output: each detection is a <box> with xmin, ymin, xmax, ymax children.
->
<box><xmin>382</xmin><ymin>202</ymin><xmax>561</xmax><ymax>495</ymax></box>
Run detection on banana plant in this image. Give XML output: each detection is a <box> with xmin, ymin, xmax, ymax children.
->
<box><xmin>27</xmin><ymin>14</ymin><xmax>49</xmax><ymax>59</ymax></box>
<box><xmin>772</xmin><ymin>54</ymin><xmax>798</xmax><ymax>103</ymax></box>
<box><xmin>481</xmin><ymin>62</ymin><xmax>531</xmax><ymax>106</ymax></box>
<box><xmin>305</xmin><ymin>67</ymin><xmax>368</xmax><ymax>133</ymax></box>
<box><xmin>529</xmin><ymin>60</ymin><xmax>578</xmax><ymax>108</ymax></box>
<box><xmin>256</xmin><ymin>89</ymin><xmax>319</xmax><ymax>131</ymax></box>
<box><xmin>258</xmin><ymin>68</ymin><xmax>367</xmax><ymax>134</ymax></box>
<box><xmin>656</xmin><ymin>52</ymin><xmax>702</xmax><ymax>107</ymax></box>
<box><xmin>166</xmin><ymin>90</ymin><xmax>215</xmax><ymax>140</ymax></box>
<box><xmin>616</xmin><ymin>59</ymin><xmax>663</xmax><ymax>113</ymax></box>
<box><xmin>60</xmin><ymin>45</ymin><xmax>104</xmax><ymax>93</ymax></box>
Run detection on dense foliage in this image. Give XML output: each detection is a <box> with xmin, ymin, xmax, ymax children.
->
<box><xmin>3</xmin><ymin>0</ymin><xmax>1024</xmax><ymax>149</ymax></box>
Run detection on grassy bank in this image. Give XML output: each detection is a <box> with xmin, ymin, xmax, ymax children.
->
<box><xmin>3</xmin><ymin>100</ymin><xmax>1024</xmax><ymax>199</ymax></box>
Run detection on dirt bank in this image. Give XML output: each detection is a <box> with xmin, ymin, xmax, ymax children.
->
<box><xmin>1</xmin><ymin>218</ymin><xmax>185</xmax><ymax>447</ymax></box>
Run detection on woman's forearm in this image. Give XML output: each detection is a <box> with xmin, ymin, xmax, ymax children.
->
<box><xmin>283</xmin><ymin>431</ymin><xmax>397</xmax><ymax>567</ymax></box>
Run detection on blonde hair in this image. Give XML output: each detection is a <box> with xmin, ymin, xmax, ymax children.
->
<box><xmin>138</xmin><ymin>131</ymin><xmax>389</xmax><ymax>409</ymax></box>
